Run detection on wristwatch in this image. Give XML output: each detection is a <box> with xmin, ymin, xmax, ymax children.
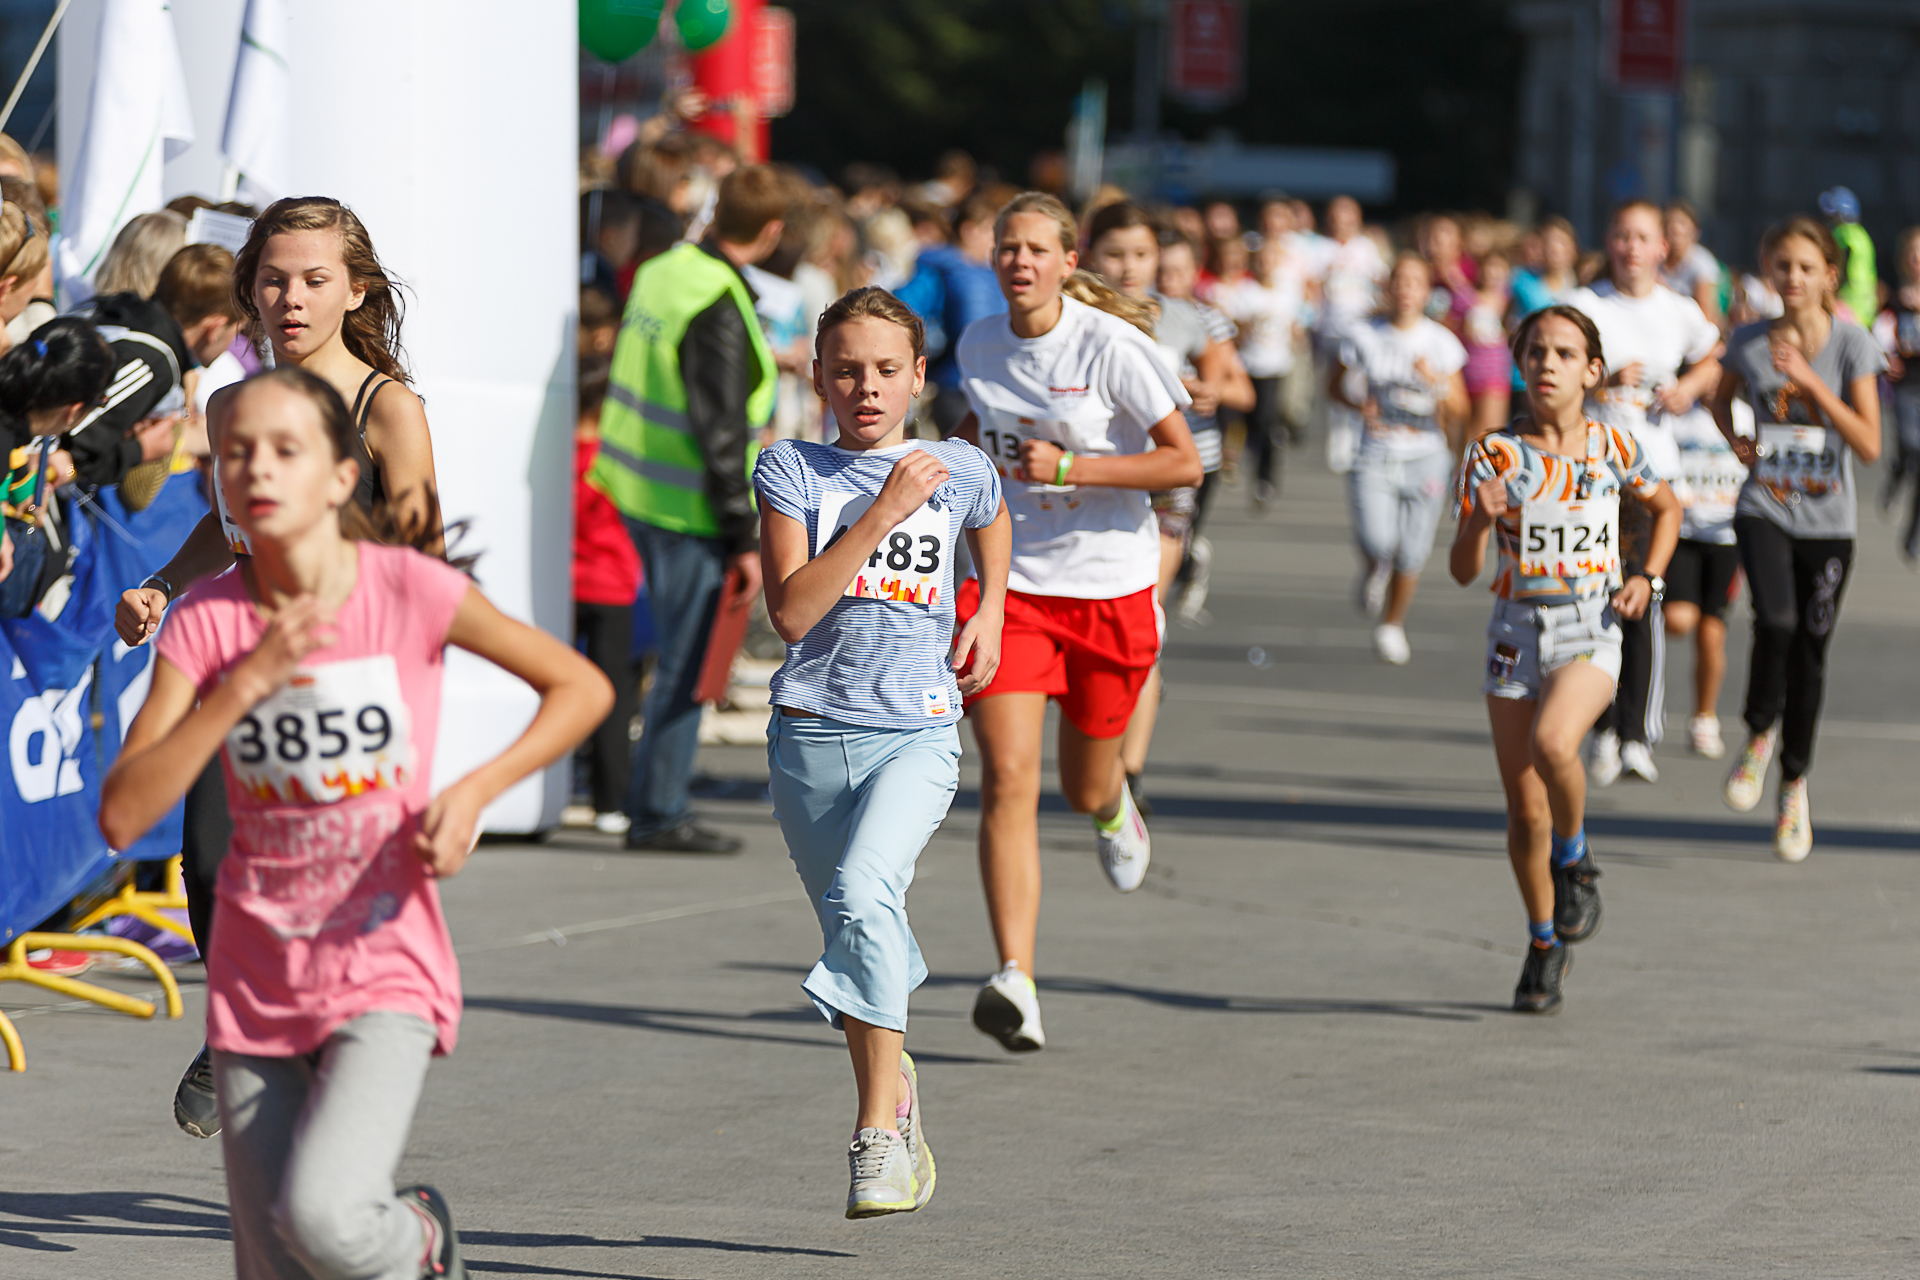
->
<box><xmin>1641</xmin><ymin>573</ymin><xmax>1665</xmax><ymax>602</ymax></box>
<box><xmin>140</xmin><ymin>573</ymin><xmax>174</xmax><ymax>603</ymax></box>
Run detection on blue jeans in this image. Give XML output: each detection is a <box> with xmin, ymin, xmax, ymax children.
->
<box><xmin>622</xmin><ymin>519</ymin><xmax>728</xmax><ymax>839</ymax></box>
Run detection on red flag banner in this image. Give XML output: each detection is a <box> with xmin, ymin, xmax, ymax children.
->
<box><xmin>1607</xmin><ymin>0</ymin><xmax>1687</xmax><ymax>91</ymax></box>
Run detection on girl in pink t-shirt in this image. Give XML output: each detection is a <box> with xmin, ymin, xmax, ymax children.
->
<box><xmin>100</xmin><ymin>368</ymin><xmax>611</xmax><ymax>1280</ymax></box>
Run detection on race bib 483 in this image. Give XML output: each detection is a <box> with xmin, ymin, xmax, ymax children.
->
<box><xmin>815</xmin><ymin>490</ymin><xmax>952</xmax><ymax>608</ymax></box>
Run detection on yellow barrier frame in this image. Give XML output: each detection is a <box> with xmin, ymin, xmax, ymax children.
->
<box><xmin>0</xmin><ymin>931</ymin><xmax>184</xmax><ymax>1071</ymax></box>
<box><xmin>0</xmin><ymin>1010</ymin><xmax>20</xmax><ymax>1072</ymax></box>
<box><xmin>68</xmin><ymin>854</ymin><xmax>196</xmax><ymax>943</ymax></box>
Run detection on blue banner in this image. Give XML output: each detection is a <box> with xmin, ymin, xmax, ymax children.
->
<box><xmin>0</xmin><ymin>472</ymin><xmax>209</xmax><ymax>944</ymax></box>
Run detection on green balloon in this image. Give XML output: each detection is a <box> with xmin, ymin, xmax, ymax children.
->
<box><xmin>675</xmin><ymin>0</ymin><xmax>731</xmax><ymax>51</ymax></box>
<box><xmin>581</xmin><ymin>0</ymin><xmax>663</xmax><ymax>63</ymax></box>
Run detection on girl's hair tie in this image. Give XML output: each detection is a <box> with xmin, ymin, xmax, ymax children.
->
<box><xmin>31</xmin><ymin>338</ymin><xmax>46</xmax><ymax>357</ymax></box>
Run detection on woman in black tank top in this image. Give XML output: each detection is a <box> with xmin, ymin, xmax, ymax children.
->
<box><xmin>231</xmin><ymin>197</ymin><xmax>443</xmax><ymax>550</ymax></box>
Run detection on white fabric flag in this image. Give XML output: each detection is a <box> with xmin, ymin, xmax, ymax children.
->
<box><xmin>56</xmin><ymin>0</ymin><xmax>196</xmax><ymax>302</ymax></box>
<box><xmin>222</xmin><ymin>0</ymin><xmax>291</xmax><ymax>204</ymax></box>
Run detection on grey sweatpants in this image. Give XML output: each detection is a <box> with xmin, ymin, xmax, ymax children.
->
<box><xmin>214</xmin><ymin>1010</ymin><xmax>435</xmax><ymax>1280</ymax></box>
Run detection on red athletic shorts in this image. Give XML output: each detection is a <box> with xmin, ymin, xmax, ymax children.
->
<box><xmin>955</xmin><ymin>578</ymin><xmax>1161</xmax><ymax>739</ymax></box>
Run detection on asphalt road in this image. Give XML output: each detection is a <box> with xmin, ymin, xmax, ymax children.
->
<box><xmin>6</xmin><ymin>453</ymin><xmax>1920</xmax><ymax>1279</ymax></box>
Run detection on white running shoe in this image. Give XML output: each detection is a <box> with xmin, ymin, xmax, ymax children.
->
<box><xmin>593</xmin><ymin>811</ymin><xmax>632</xmax><ymax>835</ymax></box>
<box><xmin>1689</xmin><ymin>714</ymin><xmax>1725</xmax><ymax>759</ymax></box>
<box><xmin>1588</xmin><ymin>729</ymin><xmax>1623</xmax><ymax>787</ymax></box>
<box><xmin>1775</xmin><ymin>777</ymin><xmax>1812</xmax><ymax>862</ymax></box>
<box><xmin>1357</xmin><ymin>563</ymin><xmax>1391</xmax><ymax>617</ymax></box>
<box><xmin>897</xmin><ymin>1051</ymin><xmax>934</xmax><ymax>1211</ymax></box>
<box><xmin>1723</xmin><ymin>727</ymin><xmax>1777</xmax><ymax>813</ymax></box>
<box><xmin>1372</xmin><ymin>623</ymin><xmax>1411</xmax><ymax>665</ymax></box>
<box><xmin>1094</xmin><ymin>780</ymin><xmax>1151</xmax><ymax>891</ymax></box>
<box><xmin>846</xmin><ymin>1128</ymin><xmax>916</xmax><ymax>1219</ymax></box>
<box><xmin>1177</xmin><ymin>537</ymin><xmax>1213</xmax><ymax>626</ymax></box>
<box><xmin>1619</xmin><ymin>740</ymin><xmax>1659</xmax><ymax>783</ymax></box>
<box><xmin>971</xmin><ymin>962</ymin><xmax>1046</xmax><ymax>1052</ymax></box>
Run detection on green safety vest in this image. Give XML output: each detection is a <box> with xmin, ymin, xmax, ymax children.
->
<box><xmin>592</xmin><ymin>242</ymin><xmax>776</xmax><ymax>537</ymax></box>
<box><xmin>1833</xmin><ymin>222</ymin><xmax>1878</xmax><ymax>325</ymax></box>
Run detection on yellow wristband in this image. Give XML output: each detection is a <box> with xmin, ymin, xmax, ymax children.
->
<box><xmin>1053</xmin><ymin>451</ymin><xmax>1074</xmax><ymax>486</ymax></box>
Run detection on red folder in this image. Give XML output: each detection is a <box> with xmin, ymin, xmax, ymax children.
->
<box><xmin>693</xmin><ymin>569</ymin><xmax>753</xmax><ymax>705</ymax></box>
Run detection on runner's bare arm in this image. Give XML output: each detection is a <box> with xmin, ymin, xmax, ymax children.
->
<box><xmin>1197</xmin><ymin>338</ymin><xmax>1255</xmax><ymax>415</ymax></box>
<box><xmin>1613</xmin><ymin>481</ymin><xmax>1682</xmax><ymax>621</ymax></box>
<box><xmin>99</xmin><ymin>597</ymin><xmax>335</xmax><ymax>849</ymax></box>
<box><xmin>1450</xmin><ymin>472</ymin><xmax>1505</xmax><ymax>586</ymax></box>
<box><xmin>363</xmin><ymin>383</ymin><xmax>446</xmax><ymax>553</ymax></box>
<box><xmin>1769</xmin><ymin>336</ymin><xmax>1881</xmax><ymax>461</ymax></box>
<box><xmin>761</xmin><ymin>451</ymin><xmax>950</xmax><ymax>643</ymax></box>
<box><xmin>952</xmin><ymin>412</ymin><xmax>979</xmax><ymax>446</ymax></box>
<box><xmin>953</xmin><ymin>499</ymin><xmax>1010</xmax><ymax>695</ymax></box>
<box><xmin>1017</xmin><ymin>410</ymin><xmax>1202</xmax><ymax>490</ymax></box>
<box><xmin>115</xmin><ymin>512</ymin><xmax>238</xmax><ymax>646</ymax></box>
<box><xmin>1706</xmin><ymin>366</ymin><xmax>1758</xmax><ymax>467</ymax></box>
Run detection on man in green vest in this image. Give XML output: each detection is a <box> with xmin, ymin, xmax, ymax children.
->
<box><xmin>592</xmin><ymin>164</ymin><xmax>787</xmax><ymax>853</ymax></box>
<box><xmin>1820</xmin><ymin>186</ymin><xmax>1880</xmax><ymax>324</ymax></box>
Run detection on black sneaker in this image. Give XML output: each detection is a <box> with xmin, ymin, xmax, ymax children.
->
<box><xmin>1127</xmin><ymin>772</ymin><xmax>1153</xmax><ymax>822</ymax></box>
<box><xmin>398</xmin><ymin>1184</ymin><xmax>467</xmax><ymax>1279</ymax></box>
<box><xmin>174</xmin><ymin>1044</ymin><xmax>220</xmax><ymax>1139</ymax></box>
<box><xmin>1551</xmin><ymin>849</ymin><xmax>1603</xmax><ymax>944</ymax></box>
<box><xmin>1513</xmin><ymin>942</ymin><xmax>1571</xmax><ymax>1015</ymax></box>
<box><xmin>623</xmin><ymin>821</ymin><xmax>742</xmax><ymax>854</ymax></box>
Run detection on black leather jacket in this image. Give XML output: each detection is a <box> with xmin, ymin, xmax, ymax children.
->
<box><xmin>679</xmin><ymin>240</ymin><xmax>765</xmax><ymax>556</ymax></box>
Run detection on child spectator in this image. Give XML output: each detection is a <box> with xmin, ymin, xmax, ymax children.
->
<box><xmin>573</xmin><ymin>355</ymin><xmax>643</xmax><ymax>834</ymax></box>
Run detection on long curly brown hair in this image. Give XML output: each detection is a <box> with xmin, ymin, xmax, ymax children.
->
<box><xmin>232</xmin><ymin>197</ymin><xmax>411</xmax><ymax>384</ymax></box>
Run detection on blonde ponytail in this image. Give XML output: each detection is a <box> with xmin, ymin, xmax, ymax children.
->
<box><xmin>1062</xmin><ymin>269</ymin><xmax>1157</xmax><ymax>338</ymax></box>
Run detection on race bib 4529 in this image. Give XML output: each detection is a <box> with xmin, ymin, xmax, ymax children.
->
<box><xmin>227</xmin><ymin>655</ymin><xmax>416</xmax><ymax>805</ymax></box>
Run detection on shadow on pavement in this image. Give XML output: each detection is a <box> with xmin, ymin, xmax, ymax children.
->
<box><xmin>464</xmin><ymin>1229</ymin><xmax>852</xmax><ymax>1260</ymax></box>
<box><xmin>466</xmin><ymin>1264</ymin><xmax>683</xmax><ymax>1279</ymax></box>
<box><xmin>461</xmin><ymin>996</ymin><xmax>1004</xmax><ymax>1065</ymax></box>
<box><xmin>723</xmin><ymin>963</ymin><xmax>1491</xmax><ymax>1023</ymax></box>
<box><xmin>947</xmin><ymin>789</ymin><xmax>1918</xmax><ymax>851</ymax></box>
<box><xmin>0</xmin><ymin>1191</ymin><xmax>230</xmax><ymax>1252</ymax></box>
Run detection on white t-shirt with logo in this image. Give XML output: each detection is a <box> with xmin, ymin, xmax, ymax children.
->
<box><xmin>1213</xmin><ymin>270</ymin><xmax>1304</xmax><ymax>378</ymax></box>
<box><xmin>958</xmin><ymin>296</ymin><xmax>1187</xmax><ymax>600</ymax></box>
<box><xmin>1317</xmin><ymin>235</ymin><xmax>1390</xmax><ymax>337</ymax></box>
<box><xmin>1567</xmin><ymin>280</ymin><xmax>1721</xmax><ymax>481</ymax></box>
<box><xmin>1343</xmin><ymin>317</ymin><xmax>1467</xmax><ymax>462</ymax></box>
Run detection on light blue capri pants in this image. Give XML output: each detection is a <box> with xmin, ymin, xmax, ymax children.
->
<box><xmin>1349</xmin><ymin>445</ymin><xmax>1455</xmax><ymax>574</ymax></box>
<box><xmin>767</xmin><ymin>713</ymin><xmax>961</xmax><ymax>1032</ymax></box>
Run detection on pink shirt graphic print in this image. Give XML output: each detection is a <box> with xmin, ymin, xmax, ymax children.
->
<box><xmin>156</xmin><ymin>544</ymin><xmax>473</xmax><ymax>1057</ymax></box>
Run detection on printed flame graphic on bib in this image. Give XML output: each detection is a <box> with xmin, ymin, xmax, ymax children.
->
<box><xmin>225</xmin><ymin>654</ymin><xmax>414</xmax><ymax>805</ymax></box>
<box><xmin>814</xmin><ymin>489</ymin><xmax>951</xmax><ymax>608</ymax></box>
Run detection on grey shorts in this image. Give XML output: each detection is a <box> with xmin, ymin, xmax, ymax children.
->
<box><xmin>1484</xmin><ymin>596</ymin><xmax>1624</xmax><ymax>700</ymax></box>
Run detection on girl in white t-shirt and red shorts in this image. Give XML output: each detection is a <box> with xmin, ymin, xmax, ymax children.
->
<box><xmin>951</xmin><ymin>192</ymin><xmax>1199</xmax><ymax>1053</ymax></box>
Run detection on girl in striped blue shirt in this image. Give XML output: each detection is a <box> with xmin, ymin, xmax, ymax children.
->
<box><xmin>753</xmin><ymin>287</ymin><xmax>1009</xmax><ymax>1219</ymax></box>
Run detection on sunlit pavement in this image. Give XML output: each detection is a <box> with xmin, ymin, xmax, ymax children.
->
<box><xmin>8</xmin><ymin>455</ymin><xmax>1920</xmax><ymax>1279</ymax></box>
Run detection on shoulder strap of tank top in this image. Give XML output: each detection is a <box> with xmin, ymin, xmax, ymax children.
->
<box><xmin>349</xmin><ymin>371</ymin><xmax>393</xmax><ymax>434</ymax></box>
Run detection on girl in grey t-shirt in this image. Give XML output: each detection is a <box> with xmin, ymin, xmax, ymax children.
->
<box><xmin>1708</xmin><ymin>216</ymin><xmax>1885</xmax><ymax>862</ymax></box>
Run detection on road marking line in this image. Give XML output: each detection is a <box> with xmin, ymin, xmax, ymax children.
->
<box><xmin>1171</xmin><ymin>684</ymin><xmax>1920</xmax><ymax>741</ymax></box>
<box><xmin>457</xmin><ymin>888</ymin><xmax>806</xmax><ymax>955</ymax></box>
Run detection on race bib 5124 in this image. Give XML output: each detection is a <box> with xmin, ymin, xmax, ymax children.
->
<box><xmin>1519</xmin><ymin>494</ymin><xmax>1620</xmax><ymax>585</ymax></box>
